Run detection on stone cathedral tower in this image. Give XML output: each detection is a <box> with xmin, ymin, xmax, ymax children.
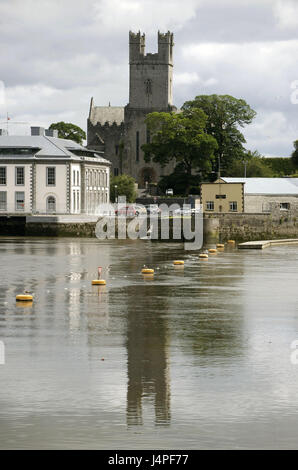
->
<box><xmin>87</xmin><ymin>31</ymin><xmax>177</xmax><ymax>187</ymax></box>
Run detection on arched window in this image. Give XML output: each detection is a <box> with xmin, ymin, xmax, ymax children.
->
<box><xmin>47</xmin><ymin>196</ymin><xmax>56</xmax><ymax>213</ymax></box>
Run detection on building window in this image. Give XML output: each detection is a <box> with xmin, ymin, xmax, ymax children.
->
<box><xmin>77</xmin><ymin>171</ymin><xmax>80</xmax><ymax>186</ymax></box>
<box><xmin>280</xmin><ymin>202</ymin><xmax>290</xmax><ymax>211</ymax></box>
<box><xmin>216</xmin><ymin>194</ymin><xmax>226</xmax><ymax>199</ymax></box>
<box><xmin>47</xmin><ymin>167</ymin><xmax>56</xmax><ymax>186</ymax></box>
<box><xmin>15</xmin><ymin>191</ymin><xmax>25</xmax><ymax>211</ymax></box>
<box><xmin>229</xmin><ymin>201</ymin><xmax>238</xmax><ymax>212</ymax></box>
<box><xmin>114</xmin><ymin>167</ymin><xmax>119</xmax><ymax>176</ymax></box>
<box><xmin>206</xmin><ymin>201</ymin><xmax>214</xmax><ymax>211</ymax></box>
<box><xmin>73</xmin><ymin>170</ymin><xmax>76</xmax><ymax>185</ymax></box>
<box><xmin>77</xmin><ymin>191</ymin><xmax>80</xmax><ymax>213</ymax></box>
<box><xmin>0</xmin><ymin>191</ymin><xmax>7</xmax><ymax>211</ymax></box>
<box><xmin>46</xmin><ymin>196</ymin><xmax>56</xmax><ymax>213</ymax></box>
<box><xmin>146</xmin><ymin>128</ymin><xmax>150</xmax><ymax>144</ymax></box>
<box><xmin>15</xmin><ymin>167</ymin><xmax>25</xmax><ymax>185</ymax></box>
<box><xmin>115</xmin><ymin>145</ymin><xmax>119</xmax><ymax>155</ymax></box>
<box><xmin>0</xmin><ymin>167</ymin><xmax>6</xmax><ymax>185</ymax></box>
<box><xmin>136</xmin><ymin>131</ymin><xmax>139</xmax><ymax>162</ymax></box>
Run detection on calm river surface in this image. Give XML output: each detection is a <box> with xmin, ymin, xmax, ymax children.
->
<box><xmin>0</xmin><ymin>237</ymin><xmax>298</xmax><ymax>449</ymax></box>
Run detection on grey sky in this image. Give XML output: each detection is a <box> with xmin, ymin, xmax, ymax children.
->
<box><xmin>1</xmin><ymin>0</ymin><xmax>298</xmax><ymax>157</ymax></box>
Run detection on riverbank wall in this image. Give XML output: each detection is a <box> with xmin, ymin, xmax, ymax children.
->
<box><xmin>1</xmin><ymin>213</ymin><xmax>298</xmax><ymax>242</ymax></box>
<box><xmin>204</xmin><ymin>212</ymin><xmax>298</xmax><ymax>242</ymax></box>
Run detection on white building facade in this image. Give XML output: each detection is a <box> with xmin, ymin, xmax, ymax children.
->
<box><xmin>0</xmin><ymin>127</ymin><xmax>110</xmax><ymax>215</ymax></box>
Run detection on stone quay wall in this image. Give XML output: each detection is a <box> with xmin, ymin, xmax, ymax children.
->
<box><xmin>204</xmin><ymin>212</ymin><xmax>298</xmax><ymax>243</ymax></box>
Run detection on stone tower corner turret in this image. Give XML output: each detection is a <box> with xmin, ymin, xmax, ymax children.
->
<box><xmin>129</xmin><ymin>31</ymin><xmax>145</xmax><ymax>63</ymax></box>
<box><xmin>158</xmin><ymin>31</ymin><xmax>174</xmax><ymax>65</ymax></box>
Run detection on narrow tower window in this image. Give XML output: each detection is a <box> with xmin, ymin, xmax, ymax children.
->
<box><xmin>145</xmin><ymin>78</ymin><xmax>152</xmax><ymax>95</ymax></box>
<box><xmin>136</xmin><ymin>131</ymin><xmax>140</xmax><ymax>162</ymax></box>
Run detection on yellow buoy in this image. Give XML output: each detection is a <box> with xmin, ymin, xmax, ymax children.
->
<box><xmin>141</xmin><ymin>268</ymin><xmax>154</xmax><ymax>274</ymax></box>
<box><xmin>216</xmin><ymin>244</ymin><xmax>224</xmax><ymax>248</ymax></box>
<box><xmin>92</xmin><ymin>279</ymin><xmax>106</xmax><ymax>285</ymax></box>
<box><xmin>143</xmin><ymin>274</ymin><xmax>154</xmax><ymax>280</ymax></box>
<box><xmin>208</xmin><ymin>248</ymin><xmax>217</xmax><ymax>254</ymax></box>
<box><xmin>173</xmin><ymin>260</ymin><xmax>184</xmax><ymax>265</ymax></box>
<box><xmin>16</xmin><ymin>301</ymin><xmax>33</xmax><ymax>308</ymax></box>
<box><xmin>227</xmin><ymin>240</ymin><xmax>235</xmax><ymax>244</ymax></box>
<box><xmin>16</xmin><ymin>294</ymin><xmax>33</xmax><ymax>301</ymax></box>
<box><xmin>199</xmin><ymin>253</ymin><xmax>208</xmax><ymax>259</ymax></box>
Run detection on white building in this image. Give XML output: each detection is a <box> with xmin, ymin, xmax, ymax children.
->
<box><xmin>0</xmin><ymin>127</ymin><xmax>111</xmax><ymax>215</ymax></box>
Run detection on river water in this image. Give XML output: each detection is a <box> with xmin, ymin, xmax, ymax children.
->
<box><xmin>0</xmin><ymin>237</ymin><xmax>298</xmax><ymax>449</ymax></box>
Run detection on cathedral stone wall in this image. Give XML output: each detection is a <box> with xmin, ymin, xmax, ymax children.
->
<box><xmin>87</xmin><ymin>120</ymin><xmax>124</xmax><ymax>176</ymax></box>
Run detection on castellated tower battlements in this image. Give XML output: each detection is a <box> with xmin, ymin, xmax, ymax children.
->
<box><xmin>129</xmin><ymin>31</ymin><xmax>173</xmax><ymax>65</ymax></box>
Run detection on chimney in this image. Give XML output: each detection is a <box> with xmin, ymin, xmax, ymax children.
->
<box><xmin>31</xmin><ymin>126</ymin><xmax>45</xmax><ymax>136</ymax></box>
<box><xmin>45</xmin><ymin>129</ymin><xmax>58</xmax><ymax>138</ymax></box>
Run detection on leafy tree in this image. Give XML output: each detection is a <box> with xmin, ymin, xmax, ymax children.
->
<box><xmin>158</xmin><ymin>163</ymin><xmax>201</xmax><ymax>196</ymax></box>
<box><xmin>291</xmin><ymin>140</ymin><xmax>298</xmax><ymax>169</ymax></box>
<box><xmin>110</xmin><ymin>174</ymin><xmax>137</xmax><ymax>203</ymax></box>
<box><xmin>182</xmin><ymin>95</ymin><xmax>256</xmax><ymax>175</ymax></box>
<box><xmin>142</xmin><ymin>109</ymin><xmax>218</xmax><ymax>195</ymax></box>
<box><xmin>226</xmin><ymin>150</ymin><xmax>273</xmax><ymax>177</ymax></box>
<box><xmin>262</xmin><ymin>156</ymin><xmax>295</xmax><ymax>176</ymax></box>
<box><xmin>227</xmin><ymin>156</ymin><xmax>274</xmax><ymax>177</ymax></box>
<box><xmin>49</xmin><ymin>122</ymin><xmax>86</xmax><ymax>144</ymax></box>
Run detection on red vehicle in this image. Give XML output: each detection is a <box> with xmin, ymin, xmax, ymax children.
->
<box><xmin>114</xmin><ymin>205</ymin><xmax>139</xmax><ymax>217</ymax></box>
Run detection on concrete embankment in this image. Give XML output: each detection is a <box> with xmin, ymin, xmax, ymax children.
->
<box><xmin>238</xmin><ymin>239</ymin><xmax>298</xmax><ymax>249</ymax></box>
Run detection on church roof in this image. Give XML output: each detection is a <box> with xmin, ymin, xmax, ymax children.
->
<box><xmin>89</xmin><ymin>106</ymin><xmax>124</xmax><ymax>126</ymax></box>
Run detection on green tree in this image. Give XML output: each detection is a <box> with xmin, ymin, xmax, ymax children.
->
<box><xmin>262</xmin><ymin>156</ymin><xmax>295</xmax><ymax>176</ymax></box>
<box><xmin>227</xmin><ymin>155</ymin><xmax>274</xmax><ymax>177</ymax></box>
<box><xmin>49</xmin><ymin>122</ymin><xmax>86</xmax><ymax>144</ymax></box>
<box><xmin>182</xmin><ymin>95</ymin><xmax>256</xmax><ymax>175</ymax></box>
<box><xmin>142</xmin><ymin>109</ymin><xmax>218</xmax><ymax>195</ymax></box>
<box><xmin>110</xmin><ymin>174</ymin><xmax>137</xmax><ymax>203</ymax></box>
<box><xmin>291</xmin><ymin>140</ymin><xmax>298</xmax><ymax>169</ymax></box>
<box><xmin>158</xmin><ymin>163</ymin><xmax>201</xmax><ymax>196</ymax></box>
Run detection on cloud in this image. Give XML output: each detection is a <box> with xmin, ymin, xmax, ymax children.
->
<box><xmin>174</xmin><ymin>72</ymin><xmax>218</xmax><ymax>87</ymax></box>
<box><xmin>244</xmin><ymin>110</ymin><xmax>293</xmax><ymax>156</ymax></box>
<box><xmin>273</xmin><ymin>0</ymin><xmax>298</xmax><ymax>30</ymax></box>
<box><xmin>93</xmin><ymin>0</ymin><xmax>199</xmax><ymax>34</ymax></box>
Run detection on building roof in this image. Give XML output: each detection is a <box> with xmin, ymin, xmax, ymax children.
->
<box><xmin>0</xmin><ymin>134</ymin><xmax>111</xmax><ymax>164</ymax></box>
<box><xmin>219</xmin><ymin>177</ymin><xmax>298</xmax><ymax>195</ymax></box>
<box><xmin>89</xmin><ymin>106</ymin><xmax>124</xmax><ymax>126</ymax></box>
